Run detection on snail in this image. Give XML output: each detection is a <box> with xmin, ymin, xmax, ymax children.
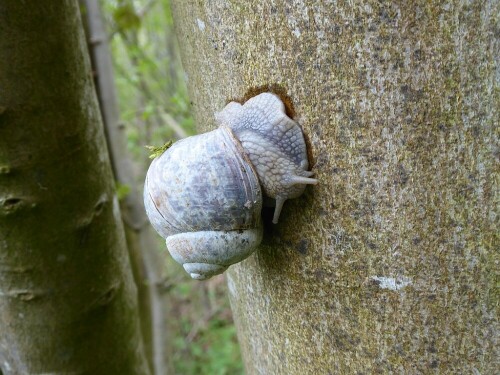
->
<box><xmin>144</xmin><ymin>92</ymin><xmax>317</xmax><ymax>280</ymax></box>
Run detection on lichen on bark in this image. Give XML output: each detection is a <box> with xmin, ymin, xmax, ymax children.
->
<box><xmin>172</xmin><ymin>0</ymin><xmax>499</xmax><ymax>373</ymax></box>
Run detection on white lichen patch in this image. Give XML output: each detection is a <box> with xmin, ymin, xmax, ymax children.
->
<box><xmin>286</xmin><ymin>0</ymin><xmax>308</xmax><ymax>38</ymax></box>
<box><xmin>196</xmin><ymin>18</ymin><xmax>206</xmax><ymax>31</ymax></box>
<box><xmin>370</xmin><ymin>276</ymin><xmax>411</xmax><ymax>291</ymax></box>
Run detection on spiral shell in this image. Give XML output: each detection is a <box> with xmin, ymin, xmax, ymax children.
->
<box><xmin>144</xmin><ymin>126</ymin><xmax>262</xmax><ymax>279</ymax></box>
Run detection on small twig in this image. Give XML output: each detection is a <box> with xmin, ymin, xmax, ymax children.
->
<box><xmin>159</xmin><ymin>110</ymin><xmax>188</xmax><ymax>139</ymax></box>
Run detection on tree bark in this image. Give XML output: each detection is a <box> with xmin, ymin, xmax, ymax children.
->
<box><xmin>171</xmin><ymin>1</ymin><xmax>499</xmax><ymax>373</ymax></box>
<box><xmin>0</xmin><ymin>1</ymin><xmax>149</xmax><ymax>373</ymax></box>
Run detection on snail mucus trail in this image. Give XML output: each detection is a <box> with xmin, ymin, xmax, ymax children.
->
<box><xmin>144</xmin><ymin>92</ymin><xmax>317</xmax><ymax>280</ymax></box>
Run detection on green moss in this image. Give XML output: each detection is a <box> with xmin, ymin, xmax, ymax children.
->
<box><xmin>145</xmin><ymin>141</ymin><xmax>173</xmax><ymax>159</ymax></box>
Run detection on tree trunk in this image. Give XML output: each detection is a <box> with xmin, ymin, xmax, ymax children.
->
<box><xmin>171</xmin><ymin>1</ymin><xmax>498</xmax><ymax>374</ymax></box>
<box><xmin>80</xmin><ymin>1</ymin><xmax>170</xmax><ymax>374</ymax></box>
<box><xmin>0</xmin><ymin>1</ymin><xmax>149</xmax><ymax>374</ymax></box>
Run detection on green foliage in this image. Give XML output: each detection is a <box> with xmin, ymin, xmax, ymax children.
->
<box><xmin>101</xmin><ymin>0</ymin><xmax>243</xmax><ymax>372</ymax></box>
<box><xmin>173</xmin><ymin>320</ymin><xmax>243</xmax><ymax>375</ymax></box>
<box><xmin>101</xmin><ymin>0</ymin><xmax>195</xmax><ymax>162</ymax></box>
<box><xmin>112</xmin><ymin>3</ymin><xmax>141</xmax><ymax>31</ymax></box>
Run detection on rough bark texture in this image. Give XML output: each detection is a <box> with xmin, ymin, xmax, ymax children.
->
<box><xmin>80</xmin><ymin>1</ymin><xmax>170</xmax><ymax>374</ymax></box>
<box><xmin>0</xmin><ymin>1</ymin><xmax>149</xmax><ymax>374</ymax></box>
<box><xmin>171</xmin><ymin>1</ymin><xmax>499</xmax><ymax>374</ymax></box>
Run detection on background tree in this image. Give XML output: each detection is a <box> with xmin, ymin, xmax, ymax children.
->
<box><xmin>80</xmin><ymin>1</ymin><xmax>170</xmax><ymax>373</ymax></box>
<box><xmin>96</xmin><ymin>1</ymin><xmax>244</xmax><ymax>373</ymax></box>
<box><xmin>171</xmin><ymin>1</ymin><xmax>499</xmax><ymax>373</ymax></box>
<box><xmin>0</xmin><ymin>1</ymin><xmax>149</xmax><ymax>373</ymax></box>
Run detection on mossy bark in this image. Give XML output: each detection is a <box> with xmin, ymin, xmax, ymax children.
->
<box><xmin>171</xmin><ymin>0</ymin><xmax>499</xmax><ymax>373</ymax></box>
<box><xmin>0</xmin><ymin>1</ymin><xmax>149</xmax><ymax>373</ymax></box>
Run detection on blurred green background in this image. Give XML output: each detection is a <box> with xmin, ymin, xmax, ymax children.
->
<box><xmin>99</xmin><ymin>1</ymin><xmax>243</xmax><ymax>373</ymax></box>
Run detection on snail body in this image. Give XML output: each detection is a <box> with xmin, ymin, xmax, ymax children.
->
<box><xmin>144</xmin><ymin>93</ymin><xmax>317</xmax><ymax>279</ymax></box>
<box><xmin>216</xmin><ymin>93</ymin><xmax>317</xmax><ymax>224</ymax></box>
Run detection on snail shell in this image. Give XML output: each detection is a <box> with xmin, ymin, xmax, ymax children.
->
<box><xmin>144</xmin><ymin>93</ymin><xmax>317</xmax><ymax>280</ymax></box>
<box><xmin>144</xmin><ymin>126</ymin><xmax>262</xmax><ymax>280</ymax></box>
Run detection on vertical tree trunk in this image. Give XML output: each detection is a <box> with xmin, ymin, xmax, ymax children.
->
<box><xmin>0</xmin><ymin>1</ymin><xmax>149</xmax><ymax>373</ymax></box>
<box><xmin>171</xmin><ymin>1</ymin><xmax>498</xmax><ymax>373</ymax></box>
